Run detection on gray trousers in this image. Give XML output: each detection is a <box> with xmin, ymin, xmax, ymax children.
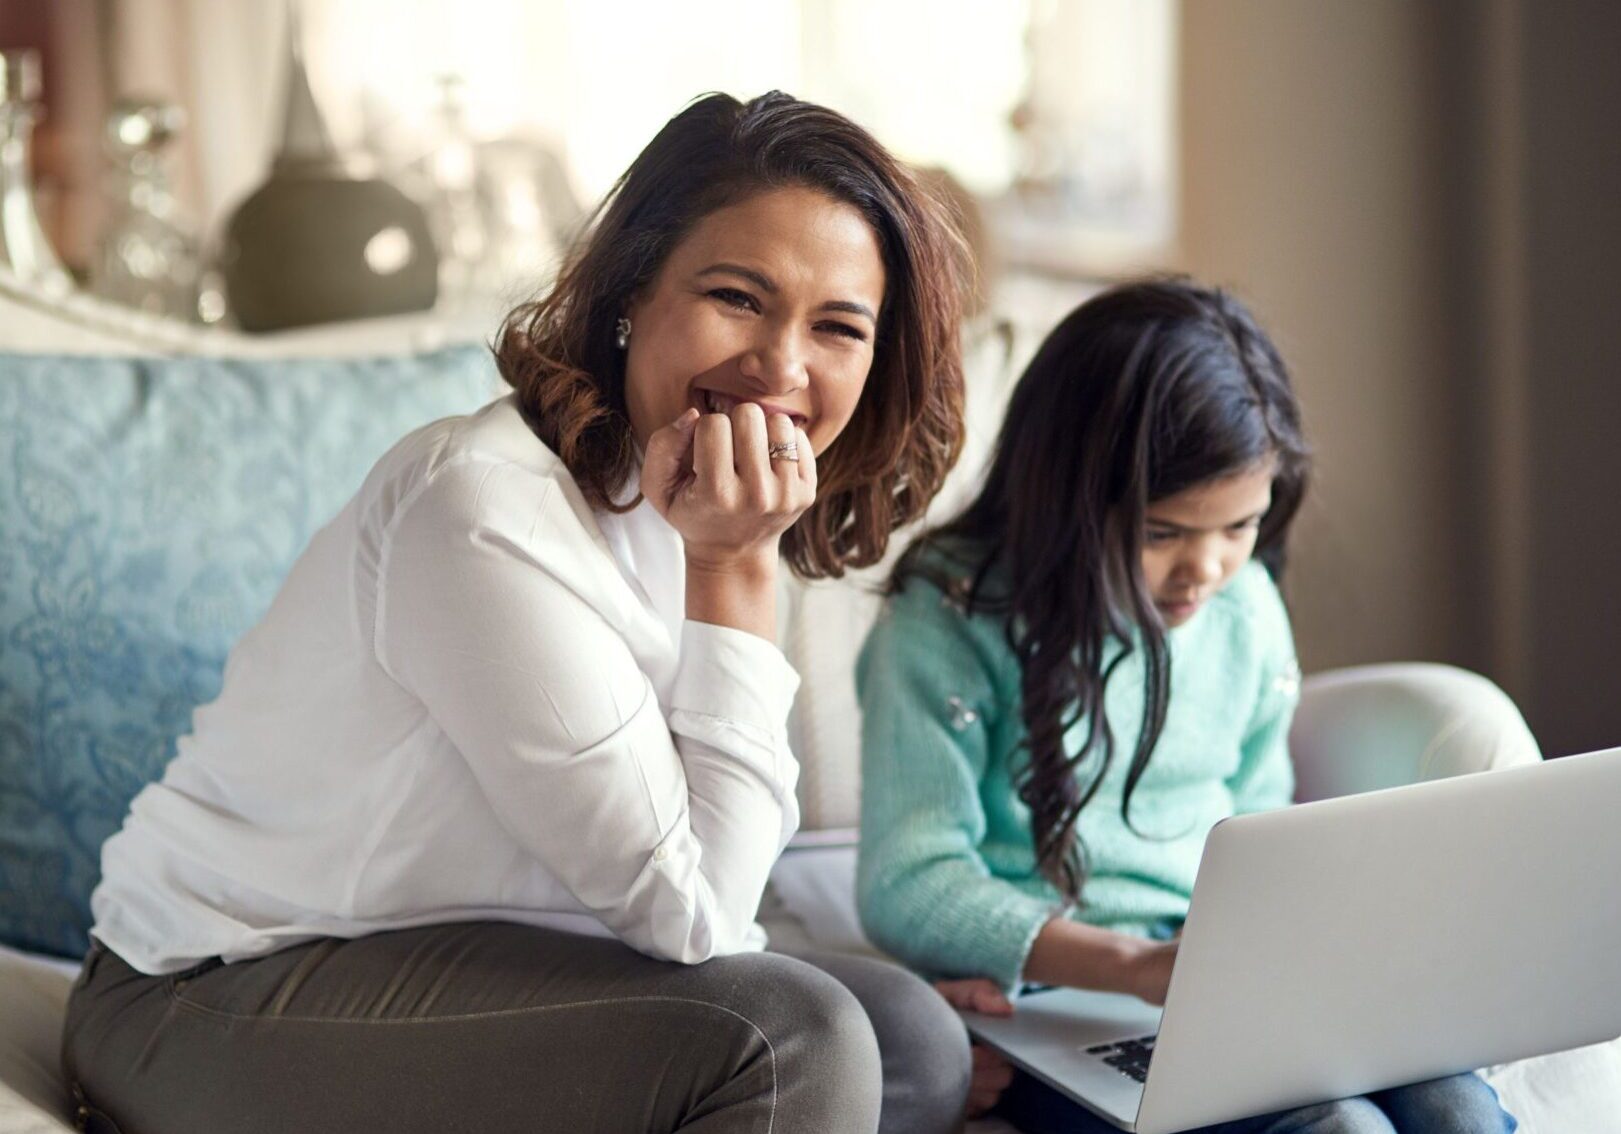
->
<box><xmin>62</xmin><ymin>921</ymin><xmax>970</xmax><ymax>1134</ymax></box>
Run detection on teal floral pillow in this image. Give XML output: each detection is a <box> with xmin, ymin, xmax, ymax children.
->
<box><xmin>0</xmin><ymin>346</ymin><xmax>499</xmax><ymax>957</ymax></box>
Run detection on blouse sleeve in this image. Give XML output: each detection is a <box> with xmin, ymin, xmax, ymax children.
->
<box><xmin>856</xmin><ymin>579</ymin><xmax>1059</xmax><ymax>991</ymax></box>
<box><xmin>374</xmin><ymin>458</ymin><xmax>800</xmax><ymax>963</ymax></box>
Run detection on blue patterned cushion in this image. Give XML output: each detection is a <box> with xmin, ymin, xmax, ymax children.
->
<box><xmin>0</xmin><ymin>346</ymin><xmax>499</xmax><ymax>956</ymax></box>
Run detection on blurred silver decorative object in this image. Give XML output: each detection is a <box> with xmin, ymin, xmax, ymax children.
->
<box><xmin>0</xmin><ymin>49</ymin><xmax>73</xmax><ymax>295</ymax></box>
<box><xmin>221</xmin><ymin>3</ymin><xmax>437</xmax><ymax>332</ymax></box>
<box><xmin>382</xmin><ymin>76</ymin><xmax>576</xmax><ymax>314</ymax></box>
<box><xmin>91</xmin><ymin>99</ymin><xmax>204</xmax><ymax>320</ymax></box>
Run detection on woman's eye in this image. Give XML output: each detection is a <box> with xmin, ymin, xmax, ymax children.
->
<box><xmin>817</xmin><ymin>320</ymin><xmax>868</xmax><ymax>343</ymax></box>
<box><xmin>708</xmin><ymin>288</ymin><xmax>758</xmax><ymax>312</ymax></box>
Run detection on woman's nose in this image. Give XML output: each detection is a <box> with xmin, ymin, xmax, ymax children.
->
<box><xmin>739</xmin><ymin>327</ymin><xmax>809</xmax><ymax>395</ymax></box>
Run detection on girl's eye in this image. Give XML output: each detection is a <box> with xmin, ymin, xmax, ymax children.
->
<box><xmin>1145</xmin><ymin>529</ymin><xmax>1179</xmax><ymax>546</ymax></box>
<box><xmin>817</xmin><ymin>320</ymin><xmax>868</xmax><ymax>343</ymax></box>
<box><xmin>708</xmin><ymin>288</ymin><xmax>758</xmax><ymax>312</ymax></box>
<box><xmin>1229</xmin><ymin>517</ymin><xmax>1262</xmax><ymax>533</ymax></box>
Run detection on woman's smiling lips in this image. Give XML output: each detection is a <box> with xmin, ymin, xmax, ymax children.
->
<box><xmin>693</xmin><ymin>387</ymin><xmax>808</xmax><ymax>427</ymax></box>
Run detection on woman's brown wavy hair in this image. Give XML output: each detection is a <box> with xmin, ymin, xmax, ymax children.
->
<box><xmin>892</xmin><ymin>279</ymin><xmax>1311</xmax><ymax>906</ymax></box>
<box><xmin>495</xmin><ymin>91</ymin><xmax>968</xmax><ymax>578</ymax></box>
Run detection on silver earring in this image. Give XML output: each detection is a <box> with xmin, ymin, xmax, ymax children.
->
<box><xmin>615</xmin><ymin>317</ymin><xmax>631</xmax><ymax>349</ymax></box>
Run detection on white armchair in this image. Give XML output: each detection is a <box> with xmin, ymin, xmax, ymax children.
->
<box><xmin>1289</xmin><ymin>663</ymin><xmax>1542</xmax><ymax>801</ymax></box>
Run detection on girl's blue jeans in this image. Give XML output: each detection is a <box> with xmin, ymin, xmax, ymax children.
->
<box><xmin>994</xmin><ymin>1068</ymin><xmax>1518</xmax><ymax>1133</ymax></box>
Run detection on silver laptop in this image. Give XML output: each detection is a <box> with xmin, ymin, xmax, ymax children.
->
<box><xmin>964</xmin><ymin>745</ymin><xmax>1621</xmax><ymax>1134</ymax></box>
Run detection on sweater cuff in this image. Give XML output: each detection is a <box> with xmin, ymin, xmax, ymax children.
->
<box><xmin>955</xmin><ymin>889</ymin><xmax>1062</xmax><ymax>993</ymax></box>
<box><xmin>671</xmin><ymin>620</ymin><xmax>801</xmax><ymax>741</ymax></box>
<box><xmin>979</xmin><ymin>894</ymin><xmax>1056</xmax><ymax>991</ymax></box>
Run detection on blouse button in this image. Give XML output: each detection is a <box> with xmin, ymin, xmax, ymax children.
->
<box><xmin>653</xmin><ymin>845</ymin><xmax>670</xmax><ymax>863</ymax></box>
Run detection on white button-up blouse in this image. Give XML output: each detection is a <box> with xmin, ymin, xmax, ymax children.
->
<box><xmin>91</xmin><ymin>395</ymin><xmax>803</xmax><ymax>974</ymax></box>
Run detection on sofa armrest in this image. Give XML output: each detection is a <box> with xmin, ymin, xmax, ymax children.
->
<box><xmin>1289</xmin><ymin>663</ymin><xmax>1541</xmax><ymax>803</ymax></box>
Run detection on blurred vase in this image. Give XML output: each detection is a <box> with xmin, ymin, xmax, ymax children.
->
<box><xmin>0</xmin><ymin>49</ymin><xmax>73</xmax><ymax>295</ymax></box>
<box><xmin>91</xmin><ymin>99</ymin><xmax>204</xmax><ymax>320</ymax></box>
<box><xmin>221</xmin><ymin>9</ymin><xmax>437</xmax><ymax>332</ymax></box>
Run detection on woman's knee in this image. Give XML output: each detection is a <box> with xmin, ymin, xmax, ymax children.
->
<box><xmin>706</xmin><ymin>952</ymin><xmax>883</xmax><ymax>1107</ymax></box>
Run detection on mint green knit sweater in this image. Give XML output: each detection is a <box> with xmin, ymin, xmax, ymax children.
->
<box><xmin>855</xmin><ymin>557</ymin><xmax>1300</xmax><ymax>991</ymax></box>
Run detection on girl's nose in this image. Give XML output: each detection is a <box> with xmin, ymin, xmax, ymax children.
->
<box><xmin>1181</xmin><ymin>544</ymin><xmax>1225</xmax><ymax>586</ymax></box>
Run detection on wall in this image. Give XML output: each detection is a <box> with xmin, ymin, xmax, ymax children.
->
<box><xmin>1174</xmin><ymin>0</ymin><xmax>1621</xmax><ymax>755</ymax></box>
<box><xmin>1519</xmin><ymin>2</ymin><xmax>1621</xmax><ymax>754</ymax></box>
<box><xmin>1173</xmin><ymin>0</ymin><xmax>1476</xmax><ymax>680</ymax></box>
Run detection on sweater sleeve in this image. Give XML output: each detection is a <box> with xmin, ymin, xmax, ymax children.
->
<box><xmin>375</xmin><ymin>458</ymin><xmax>799</xmax><ymax>964</ymax></box>
<box><xmin>856</xmin><ymin>578</ymin><xmax>1059</xmax><ymax>990</ymax></box>
<box><xmin>1226</xmin><ymin>565</ymin><xmax>1300</xmax><ymax>816</ymax></box>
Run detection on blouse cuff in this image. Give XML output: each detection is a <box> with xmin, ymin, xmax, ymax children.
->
<box><xmin>671</xmin><ymin>619</ymin><xmax>801</xmax><ymax>741</ymax></box>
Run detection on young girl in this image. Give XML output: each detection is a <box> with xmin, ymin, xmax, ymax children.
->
<box><xmin>856</xmin><ymin>280</ymin><xmax>1516</xmax><ymax>1133</ymax></box>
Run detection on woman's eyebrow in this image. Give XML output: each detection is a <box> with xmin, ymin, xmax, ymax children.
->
<box><xmin>820</xmin><ymin>299</ymin><xmax>877</xmax><ymax>324</ymax></box>
<box><xmin>698</xmin><ymin>263</ymin><xmax>777</xmax><ymax>292</ymax></box>
<box><xmin>697</xmin><ymin>263</ymin><xmax>877</xmax><ymax>324</ymax></box>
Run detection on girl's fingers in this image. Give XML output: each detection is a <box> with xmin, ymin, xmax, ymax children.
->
<box><xmin>934</xmin><ymin>978</ymin><xmax>1013</xmax><ymax>1015</ymax></box>
<box><xmin>966</xmin><ymin>1047</ymin><xmax>1016</xmax><ymax>1118</ymax></box>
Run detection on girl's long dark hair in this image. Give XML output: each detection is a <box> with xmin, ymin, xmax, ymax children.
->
<box><xmin>892</xmin><ymin>279</ymin><xmax>1311</xmax><ymax>905</ymax></box>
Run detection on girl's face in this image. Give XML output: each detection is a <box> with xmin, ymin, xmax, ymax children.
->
<box><xmin>622</xmin><ymin>185</ymin><xmax>886</xmax><ymax>456</ymax></box>
<box><xmin>1141</xmin><ymin>461</ymin><xmax>1276</xmax><ymax>628</ymax></box>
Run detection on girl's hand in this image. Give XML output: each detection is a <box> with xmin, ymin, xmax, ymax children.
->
<box><xmin>967</xmin><ymin>1043</ymin><xmax>1015</xmax><ymax>1118</ymax></box>
<box><xmin>933</xmin><ymin>979</ymin><xmax>1016</xmax><ymax>1118</ymax></box>
<box><xmin>640</xmin><ymin>403</ymin><xmax>817</xmax><ymax>572</ymax></box>
<box><xmin>1124</xmin><ymin>938</ymin><xmax>1179</xmax><ymax>1006</ymax></box>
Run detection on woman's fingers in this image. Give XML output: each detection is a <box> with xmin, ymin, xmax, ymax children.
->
<box><xmin>639</xmin><ymin>408</ymin><xmax>699</xmax><ymax>514</ymax></box>
<box><xmin>791</xmin><ymin>424</ymin><xmax>816</xmax><ymax>499</ymax></box>
<box><xmin>692</xmin><ymin>410</ymin><xmax>735</xmax><ymax>496</ymax></box>
<box><xmin>763</xmin><ymin>411</ymin><xmax>803</xmax><ymax>499</ymax></box>
<box><xmin>728</xmin><ymin>400</ymin><xmax>770</xmax><ymax>484</ymax></box>
<box><xmin>658</xmin><ymin>402</ymin><xmax>815</xmax><ymax>559</ymax></box>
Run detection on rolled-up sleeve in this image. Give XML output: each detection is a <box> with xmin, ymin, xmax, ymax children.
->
<box><xmin>374</xmin><ymin>458</ymin><xmax>800</xmax><ymax>963</ymax></box>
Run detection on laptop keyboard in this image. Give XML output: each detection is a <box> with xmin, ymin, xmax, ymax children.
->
<box><xmin>1084</xmin><ymin>1034</ymin><xmax>1156</xmax><ymax>1083</ymax></box>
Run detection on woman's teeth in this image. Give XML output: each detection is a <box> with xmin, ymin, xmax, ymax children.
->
<box><xmin>702</xmin><ymin>390</ymin><xmax>739</xmax><ymax>414</ymax></box>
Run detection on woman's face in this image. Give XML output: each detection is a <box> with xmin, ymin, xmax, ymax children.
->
<box><xmin>622</xmin><ymin>185</ymin><xmax>886</xmax><ymax>456</ymax></box>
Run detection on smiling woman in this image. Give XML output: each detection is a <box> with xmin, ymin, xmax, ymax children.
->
<box><xmin>497</xmin><ymin>91</ymin><xmax>967</xmax><ymax>578</ymax></box>
<box><xmin>64</xmin><ymin>91</ymin><xmax>974</xmax><ymax>1134</ymax></box>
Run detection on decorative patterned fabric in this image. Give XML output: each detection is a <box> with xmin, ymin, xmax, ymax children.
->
<box><xmin>0</xmin><ymin>347</ymin><xmax>499</xmax><ymax>956</ymax></box>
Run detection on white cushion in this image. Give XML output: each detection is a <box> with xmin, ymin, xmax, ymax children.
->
<box><xmin>0</xmin><ymin>947</ymin><xmax>75</xmax><ymax>1133</ymax></box>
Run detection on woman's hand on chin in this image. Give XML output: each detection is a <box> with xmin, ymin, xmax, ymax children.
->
<box><xmin>642</xmin><ymin>402</ymin><xmax>815</xmax><ymax>639</ymax></box>
<box><xmin>641</xmin><ymin>401</ymin><xmax>817</xmax><ymax>572</ymax></box>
